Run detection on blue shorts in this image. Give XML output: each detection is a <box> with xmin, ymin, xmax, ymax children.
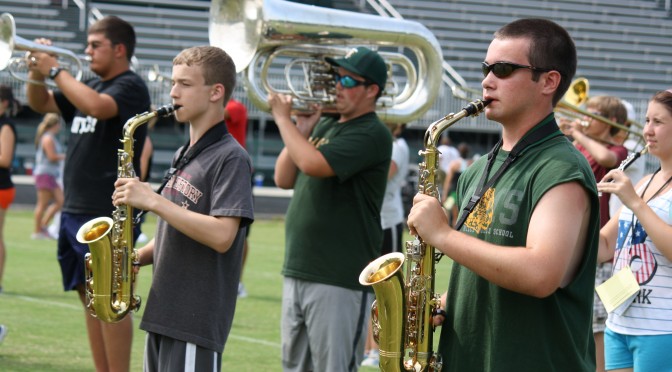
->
<box><xmin>605</xmin><ymin>327</ymin><xmax>672</xmax><ymax>370</ymax></box>
<box><xmin>57</xmin><ymin>212</ymin><xmax>141</xmax><ymax>291</ymax></box>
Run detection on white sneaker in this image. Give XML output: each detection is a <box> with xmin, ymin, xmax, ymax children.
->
<box><xmin>238</xmin><ymin>283</ymin><xmax>248</xmax><ymax>298</ymax></box>
<box><xmin>31</xmin><ymin>231</ymin><xmax>52</xmax><ymax>240</ymax></box>
<box><xmin>0</xmin><ymin>324</ymin><xmax>7</xmax><ymax>344</ymax></box>
<box><xmin>137</xmin><ymin>233</ymin><xmax>149</xmax><ymax>245</ymax></box>
<box><xmin>361</xmin><ymin>349</ymin><xmax>379</xmax><ymax>367</ymax></box>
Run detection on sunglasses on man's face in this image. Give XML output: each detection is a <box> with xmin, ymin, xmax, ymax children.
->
<box><xmin>333</xmin><ymin>73</ymin><xmax>371</xmax><ymax>89</ymax></box>
<box><xmin>481</xmin><ymin>62</ymin><xmax>552</xmax><ymax>79</ymax></box>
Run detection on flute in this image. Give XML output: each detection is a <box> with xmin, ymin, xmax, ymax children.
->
<box><xmin>598</xmin><ymin>145</ymin><xmax>649</xmax><ymax>197</ymax></box>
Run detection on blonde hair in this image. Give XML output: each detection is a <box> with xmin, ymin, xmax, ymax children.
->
<box><xmin>173</xmin><ymin>46</ymin><xmax>236</xmax><ymax>105</ymax></box>
<box><xmin>35</xmin><ymin>113</ymin><xmax>61</xmax><ymax>147</ymax></box>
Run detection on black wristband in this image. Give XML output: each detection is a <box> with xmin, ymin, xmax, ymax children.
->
<box><xmin>435</xmin><ymin>308</ymin><xmax>447</xmax><ymax>317</ymax></box>
<box><xmin>49</xmin><ymin>67</ymin><xmax>64</xmax><ymax>80</ymax></box>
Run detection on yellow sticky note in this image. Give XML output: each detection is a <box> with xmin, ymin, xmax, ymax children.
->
<box><xmin>595</xmin><ymin>266</ymin><xmax>640</xmax><ymax>314</ymax></box>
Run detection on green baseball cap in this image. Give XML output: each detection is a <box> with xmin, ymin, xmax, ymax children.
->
<box><xmin>326</xmin><ymin>47</ymin><xmax>387</xmax><ymax>90</ymax></box>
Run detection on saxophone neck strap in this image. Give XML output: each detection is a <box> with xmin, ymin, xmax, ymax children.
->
<box><xmin>134</xmin><ymin>121</ymin><xmax>228</xmax><ymax>224</ymax></box>
<box><xmin>454</xmin><ymin>116</ymin><xmax>560</xmax><ymax>231</ymax></box>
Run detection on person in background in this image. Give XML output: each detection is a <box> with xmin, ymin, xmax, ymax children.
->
<box><xmin>224</xmin><ymin>96</ymin><xmax>252</xmax><ymax>298</ymax></box>
<box><xmin>436</xmin><ymin>134</ymin><xmax>459</xmax><ymax>193</ymax></box>
<box><xmin>0</xmin><ymin>85</ymin><xmax>18</xmax><ymax>295</ymax></box>
<box><xmin>115</xmin><ymin>45</ymin><xmax>254</xmax><ymax>371</ymax></box>
<box><xmin>559</xmin><ymin>95</ymin><xmax>629</xmax><ymax>372</ymax></box>
<box><xmin>441</xmin><ymin>142</ymin><xmax>474</xmax><ymax>226</ymax></box>
<box><xmin>596</xmin><ymin>89</ymin><xmax>672</xmax><ymax>372</ymax></box>
<box><xmin>136</xmin><ymin>112</ymin><xmax>157</xmax><ymax>245</ymax></box>
<box><xmin>25</xmin><ymin>16</ymin><xmax>150</xmax><ymax>372</ymax></box>
<box><xmin>408</xmin><ymin>18</ymin><xmax>599</xmax><ymax>370</ymax></box>
<box><xmin>609</xmin><ymin>100</ymin><xmax>647</xmax><ymax>218</ymax></box>
<box><xmin>32</xmin><ymin>113</ymin><xmax>65</xmax><ymax>240</ymax></box>
<box><xmin>0</xmin><ymin>323</ymin><xmax>6</xmax><ymax>343</ymax></box>
<box><xmin>270</xmin><ymin>46</ymin><xmax>392</xmax><ymax>371</ymax></box>
<box><xmin>361</xmin><ymin>122</ymin><xmax>410</xmax><ymax>367</ymax></box>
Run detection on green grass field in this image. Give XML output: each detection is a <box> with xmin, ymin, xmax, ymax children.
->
<box><xmin>0</xmin><ymin>209</ymin><xmax>452</xmax><ymax>371</ymax></box>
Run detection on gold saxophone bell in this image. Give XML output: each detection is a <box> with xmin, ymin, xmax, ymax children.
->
<box><xmin>77</xmin><ymin>217</ymin><xmax>141</xmax><ymax>323</ymax></box>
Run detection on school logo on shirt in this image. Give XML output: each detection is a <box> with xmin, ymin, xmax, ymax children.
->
<box><xmin>71</xmin><ymin>116</ymin><xmax>98</xmax><ymax>134</ymax></box>
<box><xmin>464</xmin><ymin>188</ymin><xmax>495</xmax><ymax>233</ymax></box>
<box><xmin>616</xmin><ymin>220</ymin><xmax>658</xmax><ymax>286</ymax></box>
<box><xmin>164</xmin><ymin>174</ymin><xmax>204</xmax><ymax>206</ymax></box>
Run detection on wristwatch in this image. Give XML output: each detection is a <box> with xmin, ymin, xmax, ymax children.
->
<box><xmin>49</xmin><ymin>67</ymin><xmax>64</xmax><ymax>80</ymax></box>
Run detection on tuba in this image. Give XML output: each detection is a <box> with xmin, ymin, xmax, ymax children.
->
<box><xmin>76</xmin><ymin>104</ymin><xmax>179</xmax><ymax>323</ymax></box>
<box><xmin>208</xmin><ymin>0</ymin><xmax>443</xmax><ymax>123</ymax></box>
<box><xmin>359</xmin><ymin>99</ymin><xmax>490</xmax><ymax>371</ymax></box>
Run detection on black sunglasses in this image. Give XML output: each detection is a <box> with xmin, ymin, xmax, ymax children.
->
<box><xmin>333</xmin><ymin>73</ymin><xmax>372</xmax><ymax>89</ymax></box>
<box><xmin>481</xmin><ymin>62</ymin><xmax>552</xmax><ymax>78</ymax></box>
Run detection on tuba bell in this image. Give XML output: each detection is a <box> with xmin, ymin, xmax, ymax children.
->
<box><xmin>208</xmin><ymin>0</ymin><xmax>444</xmax><ymax>123</ymax></box>
<box><xmin>0</xmin><ymin>12</ymin><xmax>83</xmax><ymax>87</ymax></box>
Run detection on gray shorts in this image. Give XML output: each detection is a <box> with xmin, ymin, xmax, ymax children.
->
<box><xmin>281</xmin><ymin>277</ymin><xmax>370</xmax><ymax>372</ymax></box>
<box><xmin>144</xmin><ymin>332</ymin><xmax>221</xmax><ymax>372</ymax></box>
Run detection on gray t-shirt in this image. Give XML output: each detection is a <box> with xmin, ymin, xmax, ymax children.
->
<box><xmin>140</xmin><ymin>131</ymin><xmax>254</xmax><ymax>353</ymax></box>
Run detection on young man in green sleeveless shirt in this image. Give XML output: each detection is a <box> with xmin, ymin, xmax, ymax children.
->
<box><xmin>408</xmin><ymin>19</ymin><xmax>600</xmax><ymax>371</ymax></box>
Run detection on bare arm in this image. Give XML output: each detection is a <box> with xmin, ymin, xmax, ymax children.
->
<box><xmin>597</xmin><ymin>211</ymin><xmax>620</xmax><ymax>263</ymax></box>
<box><xmin>441</xmin><ymin>159</ymin><xmax>460</xmax><ymax>201</ymax></box>
<box><xmin>408</xmin><ymin>181</ymin><xmax>591</xmax><ymax>298</ymax></box>
<box><xmin>0</xmin><ymin>125</ymin><xmax>15</xmax><ymax>168</ymax></box>
<box><xmin>114</xmin><ymin>178</ymin><xmax>241</xmax><ymax>254</ymax></box>
<box><xmin>26</xmin><ymin>50</ymin><xmax>119</xmax><ymax>119</ymax></box>
<box><xmin>139</xmin><ymin>137</ymin><xmax>153</xmax><ymax>181</ymax></box>
<box><xmin>136</xmin><ymin>238</ymin><xmax>155</xmax><ymax>266</ymax></box>
<box><xmin>572</xmin><ymin>130</ymin><xmax>619</xmax><ymax>168</ymax></box>
<box><xmin>598</xmin><ymin>170</ymin><xmax>672</xmax><ymax>261</ymax></box>
<box><xmin>270</xmin><ymin>93</ymin><xmax>334</xmax><ymax>188</ymax></box>
<box><xmin>41</xmin><ymin>135</ymin><xmax>65</xmax><ymax>162</ymax></box>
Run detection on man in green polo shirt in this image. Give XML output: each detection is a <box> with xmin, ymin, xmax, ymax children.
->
<box><xmin>269</xmin><ymin>47</ymin><xmax>392</xmax><ymax>371</ymax></box>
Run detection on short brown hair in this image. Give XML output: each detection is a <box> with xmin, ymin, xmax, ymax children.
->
<box><xmin>587</xmin><ymin>96</ymin><xmax>628</xmax><ymax>136</ymax></box>
<box><xmin>88</xmin><ymin>16</ymin><xmax>136</xmax><ymax>61</ymax></box>
<box><xmin>173</xmin><ymin>46</ymin><xmax>237</xmax><ymax>105</ymax></box>
<box><xmin>495</xmin><ymin>18</ymin><xmax>576</xmax><ymax>106</ymax></box>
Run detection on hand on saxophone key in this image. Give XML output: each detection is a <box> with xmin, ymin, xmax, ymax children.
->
<box><xmin>113</xmin><ymin>177</ymin><xmax>157</xmax><ymax>210</ymax></box>
<box><xmin>407</xmin><ymin>193</ymin><xmax>451</xmax><ymax>246</ymax></box>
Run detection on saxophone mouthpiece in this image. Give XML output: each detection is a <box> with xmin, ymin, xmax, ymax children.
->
<box><xmin>156</xmin><ymin>104</ymin><xmax>181</xmax><ymax>117</ymax></box>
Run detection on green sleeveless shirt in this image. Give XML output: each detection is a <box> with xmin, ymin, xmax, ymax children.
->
<box><xmin>438</xmin><ymin>118</ymin><xmax>599</xmax><ymax>371</ymax></box>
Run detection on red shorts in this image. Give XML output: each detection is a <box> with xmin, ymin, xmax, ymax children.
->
<box><xmin>0</xmin><ymin>187</ymin><xmax>16</xmax><ymax>209</ymax></box>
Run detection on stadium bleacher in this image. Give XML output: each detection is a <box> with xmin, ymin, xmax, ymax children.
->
<box><xmin>1</xmin><ymin>0</ymin><xmax>671</xmax><ymax>180</ymax></box>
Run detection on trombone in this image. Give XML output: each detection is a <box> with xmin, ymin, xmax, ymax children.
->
<box><xmin>147</xmin><ymin>64</ymin><xmax>171</xmax><ymax>85</ymax></box>
<box><xmin>0</xmin><ymin>12</ymin><xmax>83</xmax><ymax>87</ymax></box>
<box><xmin>556</xmin><ymin>78</ymin><xmax>645</xmax><ymax>150</ymax></box>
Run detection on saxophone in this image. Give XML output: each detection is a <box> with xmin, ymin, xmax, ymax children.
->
<box><xmin>359</xmin><ymin>99</ymin><xmax>490</xmax><ymax>371</ymax></box>
<box><xmin>76</xmin><ymin>104</ymin><xmax>179</xmax><ymax>323</ymax></box>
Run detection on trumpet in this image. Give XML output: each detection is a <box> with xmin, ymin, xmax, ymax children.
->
<box><xmin>556</xmin><ymin>78</ymin><xmax>645</xmax><ymax>150</ymax></box>
<box><xmin>0</xmin><ymin>12</ymin><xmax>83</xmax><ymax>86</ymax></box>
